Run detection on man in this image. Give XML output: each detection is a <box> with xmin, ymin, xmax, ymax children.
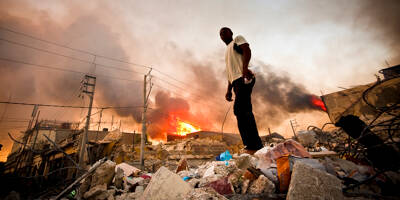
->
<box><xmin>220</xmin><ymin>27</ymin><xmax>263</xmax><ymax>155</ymax></box>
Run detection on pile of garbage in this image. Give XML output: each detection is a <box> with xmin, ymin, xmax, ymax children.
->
<box><xmin>54</xmin><ymin>139</ymin><xmax>399</xmax><ymax>200</ymax></box>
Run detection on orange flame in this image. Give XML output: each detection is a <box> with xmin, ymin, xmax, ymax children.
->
<box><xmin>310</xmin><ymin>96</ymin><xmax>327</xmax><ymax>111</ymax></box>
<box><xmin>173</xmin><ymin>119</ymin><xmax>201</xmax><ymax>136</ymax></box>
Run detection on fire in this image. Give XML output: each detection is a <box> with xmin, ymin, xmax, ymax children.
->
<box><xmin>310</xmin><ymin>95</ymin><xmax>327</xmax><ymax>111</ymax></box>
<box><xmin>173</xmin><ymin>119</ymin><xmax>201</xmax><ymax>136</ymax></box>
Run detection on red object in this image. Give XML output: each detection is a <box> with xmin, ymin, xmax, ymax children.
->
<box><xmin>310</xmin><ymin>96</ymin><xmax>327</xmax><ymax>111</ymax></box>
<box><xmin>206</xmin><ymin>177</ymin><xmax>234</xmax><ymax>195</ymax></box>
<box><xmin>140</xmin><ymin>174</ymin><xmax>152</xmax><ymax>179</ymax></box>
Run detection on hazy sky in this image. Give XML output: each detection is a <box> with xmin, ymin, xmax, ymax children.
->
<box><xmin>0</xmin><ymin>0</ymin><xmax>399</xmax><ymax>160</ymax></box>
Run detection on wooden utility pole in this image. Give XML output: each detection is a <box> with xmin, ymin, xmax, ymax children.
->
<box><xmin>140</xmin><ymin>69</ymin><xmax>152</xmax><ymax>169</ymax></box>
<box><xmin>78</xmin><ymin>75</ymin><xmax>96</xmax><ymax>168</ymax></box>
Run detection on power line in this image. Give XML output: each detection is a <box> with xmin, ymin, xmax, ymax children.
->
<box><xmin>0</xmin><ymin>101</ymin><xmax>142</xmax><ymax>110</ymax></box>
<box><xmin>0</xmin><ymin>26</ymin><xmax>150</xmax><ymax>69</ymax></box>
<box><xmin>0</xmin><ymin>26</ymin><xmax>212</xmax><ymax>98</ymax></box>
<box><xmin>0</xmin><ymin>57</ymin><xmax>143</xmax><ymax>83</ymax></box>
<box><xmin>0</xmin><ymin>37</ymin><xmax>147</xmax><ymax>75</ymax></box>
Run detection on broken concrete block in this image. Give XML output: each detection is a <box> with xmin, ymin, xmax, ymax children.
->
<box><xmin>287</xmin><ymin>161</ymin><xmax>344</xmax><ymax>200</ymax></box>
<box><xmin>115</xmin><ymin>162</ymin><xmax>141</xmax><ymax>177</ymax></box>
<box><xmin>176</xmin><ymin>157</ymin><xmax>188</xmax><ymax>173</ymax></box>
<box><xmin>297</xmin><ymin>130</ymin><xmax>317</xmax><ymax>147</ymax></box>
<box><xmin>114</xmin><ymin>167</ymin><xmax>124</xmax><ymax>189</ymax></box>
<box><xmin>248</xmin><ymin>175</ymin><xmax>275</xmax><ymax>194</ymax></box>
<box><xmin>228</xmin><ymin>169</ymin><xmax>245</xmax><ymax>192</ymax></box>
<box><xmin>91</xmin><ymin>160</ymin><xmax>116</xmax><ymax>188</ymax></box>
<box><xmin>241</xmin><ymin>179</ymin><xmax>250</xmax><ymax>194</ymax></box>
<box><xmin>203</xmin><ymin>165</ymin><xmax>215</xmax><ymax>178</ymax></box>
<box><xmin>188</xmin><ymin>178</ymin><xmax>201</xmax><ymax>188</ymax></box>
<box><xmin>140</xmin><ymin>166</ymin><xmax>192</xmax><ymax>200</ymax></box>
<box><xmin>206</xmin><ymin>176</ymin><xmax>234</xmax><ymax>195</ymax></box>
<box><xmin>83</xmin><ymin>184</ymin><xmax>110</xmax><ymax>200</ymax></box>
<box><xmin>184</xmin><ymin>187</ymin><xmax>228</xmax><ymax>200</ymax></box>
<box><xmin>235</xmin><ymin>154</ymin><xmax>256</xmax><ymax>169</ymax></box>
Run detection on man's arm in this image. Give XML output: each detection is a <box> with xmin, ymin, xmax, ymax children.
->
<box><xmin>225</xmin><ymin>81</ymin><xmax>233</xmax><ymax>101</ymax></box>
<box><xmin>239</xmin><ymin>43</ymin><xmax>253</xmax><ymax>79</ymax></box>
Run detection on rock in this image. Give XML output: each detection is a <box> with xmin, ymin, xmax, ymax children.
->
<box><xmin>4</xmin><ymin>191</ymin><xmax>20</xmax><ymax>200</ymax></box>
<box><xmin>297</xmin><ymin>130</ymin><xmax>317</xmax><ymax>147</ymax></box>
<box><xmin>235</xmin><ymin>154</ymin><xmax>255</xmax><ymax>169</ymax></box>
<box><xmin>83</xmin><ymin>184</ymin><xmax>110</xmax><ymax>200</ymax></box>
<box><xmin>114</xmin><ymin>167</ymin><xmax>124</xmax><ymax>189</ymax></box>
<box><xmin>228</xmin><ymin>169</ymin><xmax>245</xmax><ymax>192</ymax></box>
<box><xmin>199</xmin><ymin>175</ymin><xmax>223</xmax><ymax>188</ymax></box>
<box><xmin>188</xmin><ymin>178</ymin><xmax>201</xmax><ymax>188</ymax></box>
<box><xmin>135</xmin><ymin>185</ymin><xmax>145</xmax><ymax>196</ymax></box>
<box><xmin>176</xmin><ymin>157</ymin><xmax>188</xmax><ymax>173</ymax></box>
<box><xmin>79</xmin><ymin>175</ymin><xmax>92</xmax><ymax>196</ymax></box>
<box><xmin>141</xmin><ymin>166</ymin><xmax>192</xmax><ymax>200</ymax></box>
<box><xmin>241</xmin><ymin>179</ymin><xmax>250</xmax><ymax>194</ymax></box>
<box><xmin>91</xmin><ymin>160</ymin><xmax>116</xmax><ymax>188</ymax></box>
<box><xmin>203</xmin><ymin>165</ymin><xmax>215</xmax><ymax>178</ymax></box>
<box><xmin>260</xmin><ymin>168</ymin><xmax>278</xmax><ymax>185</ymax></box>
<box><xmin>243</xmin><ymin>170</ymin><xmax>257</xmax><ymax>181</ymax></box>
<box><xmin>115</xmin><ymin>162</ymin><xmax>141</xmax><ymax>177</ymax></box>
<box><xmin>248</xmin><ymin>175</ymin><xmax>275</xmax><ymax>194</ymax></box>
<box><xmin>287</xmin><ymin>161</ymin><xmax>344</xmax><ymax>200</ymax></box>
<box><xmin>184</xmin><ymin>187</ymin><xmax>228</xmax><ymax>200</ymax></box>
<box><xmin>206</xmin><ymin>176</ymin><xmax>234</xmax><ymax>195</ymax></box>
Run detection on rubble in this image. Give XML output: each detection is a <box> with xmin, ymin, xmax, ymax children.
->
<box><xmin>141</xmin><ymin>166</ymin><xmax>192</xmax><ymax>199</ymax></box>
<box><xmin>248</xmin><ymin>174</ymin><xmax>275</xmax><ymax>194</ymax></box>
<box><xmin>184</xmin><ymin>187</ymin><xmax>228</xmax><ymax>200</ymax></box>
<box><xmin>287</xmin><ymin>161</ymin><xmax>344</xmax><ymax>200</ymax></box>
<box><xmin>90</xmin><ymin>160</ymin><xmax>116</xmax><ymax>188</ymax></box>
<box><xmin>206</xmin><ymin>176</ymin><xmax>234</xmax><ymax>195</ymax></box>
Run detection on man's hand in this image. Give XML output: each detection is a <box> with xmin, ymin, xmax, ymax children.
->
<box><xmin>243</xmin><ymin>68</ymin><xmax>254</xmax><ymax>80</ymax></box>
<box><xmin>225</xmin><ymin>91</ymin><xmax>233</xmax><ymax>102</ymax></box>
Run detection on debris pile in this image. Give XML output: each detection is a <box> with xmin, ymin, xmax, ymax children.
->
<box><xmin>41</xmin><ymin>137</ymin><xmax>397</xmax><ymax>200</ymax></box>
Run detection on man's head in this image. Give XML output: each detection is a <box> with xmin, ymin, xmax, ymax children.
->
<box><xmin>220</xmin><ymin>27</ymin><xmax>233</xmax><ymax>45</ymax></box>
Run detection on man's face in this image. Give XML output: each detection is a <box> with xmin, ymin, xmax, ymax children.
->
<box><xmin>220</xmin><ymin>28</ymin><xmax>233</xmax><ymax>45</ymax></box>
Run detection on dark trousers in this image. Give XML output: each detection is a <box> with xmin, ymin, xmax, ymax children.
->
<box><xmin>232</xmin><ymin>77</ymin><xmax>263</xmax><ymax>150</ymax></box>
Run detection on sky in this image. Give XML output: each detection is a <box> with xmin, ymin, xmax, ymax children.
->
<box><xmin>0</xmin><ymin>0</ymin><xmax>399</xmax><ymax>161</ymax></box>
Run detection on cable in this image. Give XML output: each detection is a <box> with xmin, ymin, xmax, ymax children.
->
<box><xmin>0</xmin><ymin>101</ymin><xmax>143</xmax><ymax>109</ymax></box>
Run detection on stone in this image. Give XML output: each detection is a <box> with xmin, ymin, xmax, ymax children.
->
<box><xmin>203</xmin><ymin>165</ymin><xmax>215</xmax><ymax>178</ymax></box>
<box><xmin>297</xmin><ymin>130</ymin><xmax>317</xmax><ymax>147</ymax></box>
<box><xmin>206</xmin><ymin>176</ymin><xmax>234</xmax><ymax>195</ymax></box>
<box><xmin>115</xmin><ymin>162</ymin><xmax>141</xmax><ymax>177</ymax></box>
<box><xmin>241</xmin><ymin>179</ymin><xmax>250</xmax><ymax>194</ymax></box>
<box><xmin>287</xmin><ymin>161</ymin><xmax>344</xmax><ymax>200</ymax></box>
<box><xmin>114</xmin><ymin>167</ymin><xmax>124</xmax><ymax>189</ymax></box>
<box><xmin>235</xmin><ymin>154</ymin><xmax>255</xmax><ymax>170</ymax></box>
<box><xmin>83</xmin><ymin>184</ymin><xmax>110</xmax><ymax>200</ymax></box>
<box><xmin>135</xmin><ymin>185</ymin><xmax>145</xmax><ymax>196</ymax></box>
<box><xmin>243</xmin><ymin>170</ymin><xmax>257</xmax><ymax>180</ymax></box>
<box><xmin>91</xmin><ymin>160</ymin><xmax>116</xmax><ymax>188</ymax></box>
<box><xmin>176</xmin><ymin>157</ymin><xmax>188</xmax><ymax>173</ymax></box>
<box><xmin>188</xmin><ymin>178</ymin><xmax>201</xmax><ymax>188</ymax></box>
<box><xmin>140</xmin><ymin>166</ymin><xmax>192</xmax><ymax>200</ymax></box>
<box><xmin>228</xmin><ymin>169</ymin><xmax>245</xmax><ymax>192</ymax></box>
<box><xmin>184</xmin><ymin>187</ymin><xmax>228</xmax><ymax>200</ymax></box>
<box><xmin>248</xmin><ymin>175</ymin><xmax>275</xmax><ymax>194</ymax></box>
<box><xmin>79</xmin><ymin>175</ymin><xmax>92</xmax><ymax>196</ymax></box>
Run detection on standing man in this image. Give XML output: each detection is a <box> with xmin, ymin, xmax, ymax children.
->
<box><xmin>220</xmin><ymin>27</ymin><xmax>263</xmax><ymax>154</ymax></box>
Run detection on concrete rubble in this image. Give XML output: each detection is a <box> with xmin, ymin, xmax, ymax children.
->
<box><xmin>62</xmin><ymin>134</ymin><xmax>399</xmax><ymax>200</ymax></box>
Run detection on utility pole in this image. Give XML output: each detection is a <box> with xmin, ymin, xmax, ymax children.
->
<box><xmin>289</xmin><ymin>119</ymin><xmax>298</xmax><ymax>140</ymax></box>
<box><xmin>78</xmin><ymin>75</ymin><xmax>96</xmax><ymax>168</ymax></box>
<box><xmin>95</xmin><ymin>108</ymin><xmax>103</xmax><ymax>142</ymax></box>
<box><xmin>140</xmin><ymin>69</ymin><xmax>152</xmax><ymax>169</ymax></box>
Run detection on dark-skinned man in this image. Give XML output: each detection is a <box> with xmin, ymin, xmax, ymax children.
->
<box><xmin>219</xmin><ymin>27</ymin><xmax>263</xmax><ymax>155</ymax></box>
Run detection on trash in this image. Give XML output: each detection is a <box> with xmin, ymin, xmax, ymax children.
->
<box><xmin>287</xmin><ymin>161</ymin><xmax>344</xmax><ymax>200</ymax></box>
<box><xmin>141</xmin><ymin>166</ymin><xmax>192</xmax><ymax>200</ymax></box>
<box><xmin>276</xmin><ymin>155</ymin><xmax>291</xmax><ymax>192</ymax></box>
<box><xmin>183</xmin><ymin>176</ymin><xmax>192</xmax><ymax>181</ymax></box>
<box><xmin>216</xmin><ymin>150</ymin><xmax>232</xmax><ymax>161</ymax></box>
<box><xmin>256</xmin><ymin>139</ymin><xmax>311</xmax><ymax>171</ymax></box>
<box><xmin>248</xmin><ymin>175</ymin><xmax>275</xmax><ymax>194</ymax></box>
<box><xmin>206</xmin><ymin>176</ymin><xmax>234</xmax><ymax>195</ymax></box>
<box><xmin>176</xmin><ymin>157</ymin><xmax>188</xmax><ymax>173</ymax></box>
<box><xmin>140</xmin><ymin>174</ymin><xmax>152</xmax><ymax>179</ymax></box>
<box><xmin>115</xmin><ymin>162</ymin><xmax>141</xmax><ymax>177</ymax></box>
